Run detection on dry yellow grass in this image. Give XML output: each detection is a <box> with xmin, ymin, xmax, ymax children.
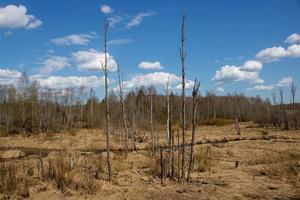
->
<box><xmin>0</xmin><ymin>122</ymin><xmax>299</xmax><ymax>199</ymax></box>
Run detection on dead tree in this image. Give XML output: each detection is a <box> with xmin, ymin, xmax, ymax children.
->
<box><xmin>279</xmin><ymin>88</ymin><xmax>289</xmax><ymax>130</ymax></box>
<box><xmin>271</xmin><ymin>89</ymin><xmax>279</xmax><ymax>127</ymax></box>
<box><xmin>166</xmin><ymin>79</ymin><xmax>171</xmax><ymax>146</ymax></box>
<box><xmin>187</xmin><ymin>79</ymin><xmax>200</xmax><ymax>181</ymax></box>
<box><xmin>170</xmin><ymin>93</ymin><xmax>175</xmax><ymax>178</ymax></box>
<box><xmin>234</xmin><ymin>96</ymin><xmax>241</xmax><ymax>135</ymax></box>
<box><xmin>290</xmin><ymin>81</ymin><xmax>297</xmax><ymax>129</ymax></box>
<box><xmin>117</xmin><ymin>65</ymin><xmax>128</xmax><ymax>158</ymax></box>
<box><xmin>180</xmin><ymin>13</ymin><xmax>187</xmax><ymax>179</ymax></box>
<box><xmin>101</xmin><ymin>19</ymin><xmax>112</xmax><ymax>182</ymax></box>
<box><xmin>177</xmin><ymin>129</ymin><xmax>181</xmax><ymax>182</ymax></box>
<box><xmin>166</xmin><ymin>79</ymin><xmax>172</xmax><ymax>176</ymax></box>
<box><xmin>149</xmin><ymin>88</ymin><xmax>155</xmax><ymax>155</ymax></box>
<box><xmin>235</xmin><ymin>117</ymin><xmax>241</xmax><ymax>135</ymax></box>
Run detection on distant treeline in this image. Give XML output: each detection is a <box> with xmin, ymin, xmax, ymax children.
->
<box><xmin>0</xmin><ymin>76</ymin><xmax>299</xmax><ymax>136</ymax></box>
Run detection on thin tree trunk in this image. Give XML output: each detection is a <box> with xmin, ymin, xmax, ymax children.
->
<box><xmin>150</xmin><ymin>91</ymin><xmax>154</xmax><ymax>155</ymax></box>
<box><xmin>101</xmin><ymin>19</ymin><xmax>112</xmax><ymax>182</ymax></box>
<box><xmin>170</xmin><ymin>95</ymin><xmax>175</xmax><ymax>178</ymax></box>
<box><xmin>177</xmin><ymin>129</ymin><xmax>181</xmax><ymax>182</ymax></box>
<box><xmin>166</xmin><ymin>80</ymin><xmax>172</xmax><ymax>176</ymax></box>
<box><xmin>117</xmin><ymin>65</ymin><xmax>128</xmax><ymax>158</ymax></box>
<box><xmin>235</xmin><ymin>117</ymin><xmax>241</xmax><ymax>135</ymax></box>
<box><xmin>290</xmin><ymin>82</ymin><xmax>297</xmax><ymax>129</ymax></box>
<box><xmin>180</xmin><ymin>14</ymin><xmax>186</xmax><ymax>179</ymax></box>
<box><xmin>187</xmin><ymin>79</ymin><xmax>200</xmax><ymax>181</ymax></box>
<box><xmin>279</xmin><ymin>88</ymin><xmax>289</xmax><ymax>130</ymax></box>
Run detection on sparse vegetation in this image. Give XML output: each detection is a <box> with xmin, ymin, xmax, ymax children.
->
<box><xmin>0</xmin><ymin>6</ymin><xmax>299</xmax><ymax>200</ymax></box>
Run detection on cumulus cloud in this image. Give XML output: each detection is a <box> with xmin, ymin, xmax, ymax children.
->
<box><xmin>51</xmin><ymin>33</ymin><xmax>95</xmax><ymax>46</ymax></box>
<box><xmin>174</xmin><ymin>80</ymin><xmax>195</xmax><ymax>90</ymax></box>
<box><xmin>0</xmin><ymin>5</ymin><xmax>42</xmax><ymax>29</ymax></box>
<box><xmin>247</xmin><ymin>85</ymin><xmax>274</xmax><ymax>91</ymax></box>
<box><xmin>73</xmin><ymin>49</ymin><xmax>117</xmax><ymax>72</ymax></box>
<box><xmin>100</xmin><ymin>5</ymin><xmax>113</xmax><ymax>14</ymax></box>
<box><xmin>123</xmin><ymin>72</ymin><xmax>178</xmax><ymax>89</ymax></box>
<box><xmin>255</xmin><ymin>46</ymin><xmax>288</xmax><ymax>62</ymax></box>
<box><xmin>276</xmin><ymin>77</ymin><xmax>293</xmax><ymax>87</ymax></box>
<box><xmin>255</xmin><ymin>44</ymin><xmax>300</xmax><ymax>62</ymax></box>
<box><xmin>139</xmin><ymin>61</ymin><xmax>163</xmax><ymax>70</ymax></box>
<box><xmin>212</xmin><ymin>65</ymin><xmax>263</xmax><ymax>84</ymax></box>
<box><xmin>285</xmin><ymin>33</ymin><xmax>300</xmax><ymax>44</ymax></box>
<box><xmin>122</xmin><ymin>72</ymin><xmax>194</xmax><ymax>90</ymax></box>
<box><xmin>34</xmin><ymin>76</ymin><xmax>105</xmax><ymax>89</ymax></box>
<box><xmin>287</xmin><ymin>44</ymin><xmax>300</xmax><ymax>57</ymax></box>
<box><xmin>39</xmin><ymin>56</ymin><xmax>71</xmax><ymax>74</ymax></box>
<box><xmin>126</xmin><ymin>12</ymin><xmax>156</xmax><ymax>29</ymax></box>
<box><xmin>108</xmin><ymin>38</ymin><xmax>134</xmax><ymax>45</ymax></box>
<box><xmin>216</xmin><ymin>87</ymin><xmax>224</xmax><ymax>92</ymax></box>
<box><xmin>0</xmin><ymin>68</ymin><xmax>22</xmax><ymax>85</ymax></box>
<box><xmin>240</xmin><ymin>60</ymin><xmax>262</xmax><ymax>72</ymax></box>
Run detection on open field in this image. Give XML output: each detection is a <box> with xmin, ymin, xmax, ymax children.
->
<box><xmin>0</xmin><ymin>122</ymin><xmax>299</xmax><ymax>199</ymax></box>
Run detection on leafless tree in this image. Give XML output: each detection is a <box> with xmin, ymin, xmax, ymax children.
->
<box><xmin>180</xmin><ymin>13</ymin><xmax>187</xmax><ymax>179</ymax></box>
<box><xmin>279</xmin><ymin>88</ymin><xmax>289</xmax><ymax>130</ymax></box>
<box><xmin>149</xmin><ymin>87</ymin><xmax>155</xmax><ymax>155</ymax></box>
<box><xmin>117</xmin><ymin>64</ymin><xmax>129</xmax><ymax>158</ymax></box>
<box><xmin>187</xmin><ymin>79</ymin><xmax>200</xmax><ymax>180</ymax></box>
<box><xmin>101</xmin><ymin>19</ymin><xmax>112</xmax><ymax>182</ymax></box>
<box><xmin>290</xmin><ymin>81</ymin><xmax>297</xmax><ymax>129</ymax></box>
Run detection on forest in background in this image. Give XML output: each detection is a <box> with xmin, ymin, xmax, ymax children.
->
<box><xmin>0</xmin><ymin>71</ymin><xmax>299</xmax><ymax>136</ymax></box>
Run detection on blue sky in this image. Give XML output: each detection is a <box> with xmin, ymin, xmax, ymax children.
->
<box><xmin>0</xmin><ymin>0</ymin><xmax>300</xmax><ymax>101</ymax></box>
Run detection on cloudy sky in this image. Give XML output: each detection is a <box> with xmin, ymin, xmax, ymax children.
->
<box><xmin>0</xmin><ymin>0</ymin><xmax>300</xmax><ymax>100</ymax></box>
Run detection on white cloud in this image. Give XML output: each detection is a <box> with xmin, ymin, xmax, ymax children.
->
<box><xmin>0</xmin><ymin>5</ymin><xmax>42</xmax><ymax>29</ymax></box>
<box><xmin>277</xmin><ymin>77</ymin><xmax>293</xmax><ymax>87</ymax></box>
<box><xmin>285</xmin><ymin>33</ymin><xmax>300</xmax><ymax>44</ymax></box>
<box><xmin>108</xmin><ymin>15</ymin><xmax>123</xmax><ymax>27</ymax></box>
<box><xmin>73</xmin><ymin>49</ymin><xmax>117</xmax><ymax>72</ymax></box>
<box><xmin>122</xmin><ymin>72</ymin><xmax>194</xmax><ymax>91</ymax></box>
<box><xmin>287</xmin><ymin>44</ymin><xmax>300</xmax><ymax>57</ymax></box>
<box><xmin>174</xmin><ymin>80</ymin><xmax>195</xmax><ymax>90</ymax></box>
<box><xmin>126</xmin><ymin>12</ymin><xmax>156</xmax><ymax>29</ymax></box>
<box><xmin>241</xmin><ymin>60</ymin><xmax>262</xmax><ymax>72</ymax></box>
<box><xmin>123</xmin><ymin>72</ymin><xmax>179</xmax><ymax>89</ymax></box>
<box><xmin>100</xmin><ymin>5</ymin><xmax>113</xmax><ymax>14</ymax></box>
<box><xmin>212</xmin><ymin>65</ymin><xmax>263</xmax><ymax>84</ymax></box>
<box><xmin>51</xmin><ymin>33</ymin><xmax>95</xmax><ymax>46</ymax></box>
<box><xmin>34</xmin><ymin>75</ymin><xmax>105</xmax><ymax>89</ymax></box>
<box><xmin>255</xmin><ymin>46</ymin><xmax>288</xmax><ymax>62</ymax></box>
<box><xmin>216</xmin><ymin>87</ymin><xmax>224</xmax><ymax>92</ymax></box>
<box><xmin>247</xmin><ymin>85</ymin><xmax>274</xmax><ymax>91</ymax></box>
<box><xmin>139</xmin><ymin>61</ymin><xmax>163</xmax><ymax>70</ymax></box>
<box><xmin>255</xmin><ymin>44</ymin><xmax>300</xmax><ymax>62</ymax></box>
<box><xmin>0</xmin><ymin>68</ymin><xmax>22</xmax><ymax>85</ymax></box>
<box><xmin>108</xmin><ymin>38</ymin><xmax>134</xmax><ymax>45</ymax></box>
<box><xmin>39</xmin><ymin>56</ymin><xmax>71</xmax><ymax>74</ymax></box>
<box><xmin>0</xmin><ymin>68</ymin><xmax>21</xmax><ymax>79</ymax></box>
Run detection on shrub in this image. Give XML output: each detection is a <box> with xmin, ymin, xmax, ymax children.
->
<box><xmin>201</xmin><ymin>118</ymin><xmax>235</xmax><ymax>126</ymax></box>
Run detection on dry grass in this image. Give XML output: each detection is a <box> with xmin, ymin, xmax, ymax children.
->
<box><xmin>0</xmin><ymin>162</ymin><xmax>32</xmax><ymax>198</ymax></box>
<box><xmin>259</xmin><ymin>160</ymin><xmax>299</xmax><ymax>180</ymax></box>
<box><xmin>1</xmin><ymin>124</ymin><xmax>300</xmax><ymax>199</ymax></box>
<box><xmin>194</xmin><ymin>145</ymin><xmax>215</xmax><ymax>172</ymax></box>
<box><xmin>46</xmin><ymin>153</ymin><xmax>101</xmax><ymax>194</ymax></box>
<box><xmin>201</xmin><ymin>118</ymin><xmax>235</xmax><ymax>126</ymax></box>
